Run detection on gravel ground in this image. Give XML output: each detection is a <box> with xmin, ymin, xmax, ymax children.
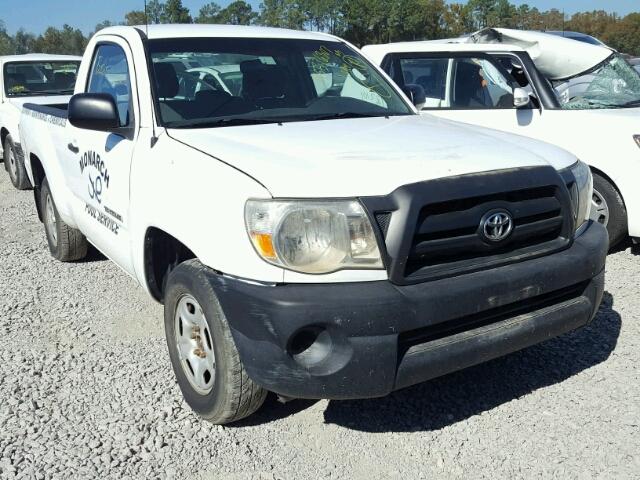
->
<box><xmin>0</xmin><ymin>170</ymin><xmax>639</xmax><ymax>480</ymax></box>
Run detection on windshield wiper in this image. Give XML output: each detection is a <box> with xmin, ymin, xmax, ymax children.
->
<box><xmin>30</xmin><ymin>89</ymin><xmax>75</xmax><ymax>95</ymax></box>
<box><xmin>170</xmin><ymin>117</ymin><xmax>282</xmax><ymax>129</ymax></box>
<box><xmin>622</xmin><ymin>99</ymin><xmax>640</xmax><ymax>108</ymax></box>
<box><xmin>304</xmin><ymin>112</ymin><xmax>389</xmax><ymax>121</ymax></box>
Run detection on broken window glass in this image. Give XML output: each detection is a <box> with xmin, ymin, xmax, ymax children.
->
<box><xmin>555</xmin><ymin>54</ymin><xmax>640</xmax><ymax>109</ymax></box>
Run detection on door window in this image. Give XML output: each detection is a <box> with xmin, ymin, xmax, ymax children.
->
<box><xmin>392</xmin><ymin>55</ymin><xmax>517</xmax><ymax>110</ymax></box>
<box><xmin>87</xmin><ymin>44</ymin><xmax>132</xmax><ymax>126</ymax></box>
<box><xmin>398</xmin><ymin>58</ymin><xmax>448</xmax><ymax>107</ymax></box>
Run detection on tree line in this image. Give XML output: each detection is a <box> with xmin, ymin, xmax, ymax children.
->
<box><xmin>1</xmin><ymin>0</ymin><xmax>639</xmax><ymax>56</ymax></box>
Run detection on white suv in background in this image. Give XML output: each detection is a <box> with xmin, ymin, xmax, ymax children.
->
<box><xmin>364</xmin><ymin>29</ymin><xmax>640</xmax><ymax>248</ymax></box>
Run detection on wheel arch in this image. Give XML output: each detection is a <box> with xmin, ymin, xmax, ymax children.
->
<box><xmin>143</xmin><ymin>227</ymin><xmax>198</xmax><ymax>303</ymax></box>
<box><xmin>30</xmin><ymin>153</ymin><xmax>46</xmax><ymax>188</ymax></box>
<box><xmin>590</xmin><ymin>166</ymin><xmax>626</xmax><ymax>208</ymax></box>
<box><xmin>0</xmin><ymin>127</ymin><xmax>9</xmax><ymax>149</ymax></box>
<box><xmin>30</xmin><ymin>153</ymin><xmax>47</xmax><ymax>222</ymax></box>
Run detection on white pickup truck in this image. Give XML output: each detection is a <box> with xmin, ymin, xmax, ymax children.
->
<box><xmin>363</xmin><ymin>29</ymin><xmax>640</xmax><ymax>248</ymax></box>
<box><xmin>0</xmin><ymin>54</ymin><xmax>81</xmax><ymax>189</ymax></box>
<box><xmin>18</xmin><ymin>24</ymin><xmax>607</xmax><ymax>424</ymax></box>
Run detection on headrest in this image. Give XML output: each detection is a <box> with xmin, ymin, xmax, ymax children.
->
<box><xmin>154</xmin><ymin>62</ymin><xmax>179</xmax><ymax>99</ymax></box>
<box><xmin>240</xmin><ymin>60</ymin><xmax>288</xmax><ymax>100</ymax></box>
<box><xmin>54</xmin><ymin>72</ymin><xmax>76</xmax><ymax>89</ymax></box>
<box><xmin>455</xmin><ymin>61</ymin><xmax>483</xmax><ymax>92</ymax></box>
<box><xmin>457</xmin><ymin>61</ymin><xmax>482</xmax><ymax>80</ymax></box>
<box><xmin>403</xmin><ymin>70</ymin><xmax>414</xmax><ymax>84</ymax></box>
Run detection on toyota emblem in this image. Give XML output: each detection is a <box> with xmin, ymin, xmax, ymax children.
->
<box><xmin>480</xmin><ymin>210</ymin><xmax>514</xmax><ymax>242</ymax></box>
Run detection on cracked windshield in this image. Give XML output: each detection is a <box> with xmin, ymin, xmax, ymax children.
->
<box><xmin>556</xmin><ymin>54</ymin><xmax>640</xmax><ymax>109</ymax></box>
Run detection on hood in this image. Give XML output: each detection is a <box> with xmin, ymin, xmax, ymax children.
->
<box><xmin>467</xmin><ymin>28</ymin><xmax>613</xmax><ymax>80</ymax></box>
<box><xmin>564</xmin><ymin>105</ymin><xmax>640</xmax><ymax>128</ymax></box>
<box><xmin>168</xmin><ymin>115</ymin><xmax>577</xmax><ymax>198</ymax></box>
<box><xmin>6</xmin><ymin>95</ymin><xmax>72</xmax><ymax>110</ymax></box>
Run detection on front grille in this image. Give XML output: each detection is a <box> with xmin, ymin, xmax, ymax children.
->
<box><xmin>405</xmin><ymin>185</ymin><xmax>565</xmax><ymax>279</ymax></box>
<box><xmin>360</xmin><ymin>166</ymin><xmax>574</xmax><ymax>285</ymax></box>
<box><xmin>374</xmin><ymin>212</ymin><xmax>392</xmax><ymax>236</ymax></box>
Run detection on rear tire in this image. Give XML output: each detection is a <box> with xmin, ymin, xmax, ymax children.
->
<box><xmin>40</xmin><ymin>178</ymin><xmax>88</xmax><ymax>261</ymax></box>
<box><xmin>591</xmin><ymin>172</ymin><xmax>627</xmax><ymax>249</ymax></box>
<box><xmin>5</xmin><ymin>134</ymin><xmax>31</xmax><ymax>190</ymax></box>
<box><xmin>164</xmin><ymin>259</ymin><xmax>267</xmax><ymax>424</ymax></box>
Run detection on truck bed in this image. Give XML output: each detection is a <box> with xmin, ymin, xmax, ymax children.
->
<box><xmin>22</xmin><ymin>102</ymin><xmax>69</xmax><ymax>121</ymax></box>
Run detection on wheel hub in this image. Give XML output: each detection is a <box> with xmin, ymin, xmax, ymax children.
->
<box><xmin>590</xmin><ymin>188</ymin><xmax>610</xmax><ymax>227</ymax></box>
<box><xmin>174</xmin><ymin>295</ymin><xmax>216</xmax><ymax>395</ymax></box>
<box><xmin>45</xmin><ymin>194</ymin><xmax>58</xmax><ymax>247</ymax></box>
<box><xmin>7</xmin><ymin>147</ymin><xmax>17</xmax><ymax>178</ymax></box>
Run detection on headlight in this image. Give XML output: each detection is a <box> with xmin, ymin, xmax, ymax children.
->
<box><xmin>245</xmin><ymin>199</ymin><xmax>383</xmax><ymax>274</ymax></box>
<box><xmin>569</xmin><ymin>161</ymin><xmax>593</xmax><ymax>232</ymax></box>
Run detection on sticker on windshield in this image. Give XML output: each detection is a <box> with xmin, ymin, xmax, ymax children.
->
<box><xmin>308</xmin><ymin>46</ymin><xmax>392</xmax><ymax>100</ymax></box>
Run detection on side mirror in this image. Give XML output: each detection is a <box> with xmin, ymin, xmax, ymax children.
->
<box><xmin>513</xmin><ymin>87</ymin><xmax>531</xmax><ymax>108</ymax></box>
<box><xmin>402</xmin><ymin>84</ymin><xmax>427</xmax><ymax>110</ymax></box>
<box><xmin>68</xmin><ymin>93</ymin><xmax>120</xmax><ymax>131</ymax></box>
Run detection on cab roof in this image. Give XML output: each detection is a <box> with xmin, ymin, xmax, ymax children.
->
<box><xmin>364</xmin><ymin>28</ymin><xmax>614</xmax><ymax>80</ymax></box>
<box><xmin>362</xmin><ymin>41</ymin><xmax>522</xmax><ymax>65</ymax></box>
<box><xmin>0</xmin><ymin>53</ymin><xmax>81</xmax><ymax>64</ymax></box>
<box><xmin>100</xmin><ymin>24</ymin><xmax>340</xmax><ymax>42</ymax></box>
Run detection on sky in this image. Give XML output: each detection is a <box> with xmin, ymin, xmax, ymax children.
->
<box><xmin>0</xmin><ymin>0</ymin><xmax>637</xmax><ymax>35</ymax></box>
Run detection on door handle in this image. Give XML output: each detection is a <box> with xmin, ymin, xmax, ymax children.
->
<box><xmin>67</xmin><ymin>142</ymin><xmax>79</xmax><ymax>154</ymax></box>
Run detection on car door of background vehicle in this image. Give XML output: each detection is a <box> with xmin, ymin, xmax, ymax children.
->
<box><xmin>65</xmin><ymin>38</ymin><xmax>138</xmax><ymax>275</ymax></box>
<box><xmin>383</xmin><ymin>52</ymin><xmax>545</xmax><ymax>135</ymax></box>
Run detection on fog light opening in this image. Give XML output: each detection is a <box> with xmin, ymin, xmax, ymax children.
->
<box><xmin>288</xmin><ymin>327</ymin><xmax>332</xmax><ymax>368</ymax></box>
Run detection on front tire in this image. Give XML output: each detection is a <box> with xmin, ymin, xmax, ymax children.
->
<box><xmin>5</xmin><ymin>134</ymin><xmax>31</xmax><ymax>190</ymax></box>
<box><xmin>40</xmin><ymin>178</ymin><xmax>88</xmax><ymax>261</ymax></box>
<box><xmin>590</xmin><ymin>172</ymin><xmax>627</xmax><ymax>249</ymax></box>
<box><xmin>164</xmin><ymin>259</ymin><xmax>267</xmax><ymax>424</ymax></box>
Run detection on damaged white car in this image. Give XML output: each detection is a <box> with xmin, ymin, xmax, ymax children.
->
<box><xmin>364</xmin><ymin>28</ymin><xmax>640</xmax><ymax>248</ymax></box>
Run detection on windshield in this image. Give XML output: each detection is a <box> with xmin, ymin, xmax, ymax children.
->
<box><xmin>3</xmin><ymin>61</ymin><xmax>80</xmax><ymax>97</ymax></box>
<box><xmin>147</xmin><ymin>38</ymin><xmax>412</xmax><ymax>128</ymax></box>
<box><xmin>564</xmin><ymin>35</ymin><xmax>603</xmax><ymax>46</ymax></box>
<box><xmin>555</xmin><ymin>54</ymin><xmax>640</xmax><ymax>109</ymax></box>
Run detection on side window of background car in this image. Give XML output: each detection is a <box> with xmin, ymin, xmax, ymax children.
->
<box><xmin>451</xmin><ymin>58</ymin><xmax>514</xmax><ymax>109</ymax></box>
<box><xmin>87</xmin><ymin>44</ymin><xmax>132</xmax><ymax>126</ymax></box>
<box><xmin>398</xmin><ymin>58</ymin><xmax>449</xmax><ymax>107</ymax></box>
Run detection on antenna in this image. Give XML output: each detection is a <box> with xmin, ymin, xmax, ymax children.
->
<box><xmin>144</xmin><ymin>0</ymin><xmax>149</xmax><ymax>37</ymax></box>
<box><xmin>143</xmin><ymin>0</ymin><xmax>158</xmax><ymax>147</ymax></box>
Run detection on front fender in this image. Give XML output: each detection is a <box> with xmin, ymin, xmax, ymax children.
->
<box><xmin>129</xmin><ymin>131</ymin><xmax>286</xmax><ymax>287</ymax></box>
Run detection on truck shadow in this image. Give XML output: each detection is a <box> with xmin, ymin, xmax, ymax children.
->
<box><xmin>82</xmin><ymin>244</ymin><xmax>108</xmax><ymax>263</ymax></box>
<box><xmin>235</xmin><ymin>292</ymin><xmax>621</xmax><ymax>430</ymax></box>
<box><xmin>321</xmin><ymin>291</ymin><xmax>621</xmax><ymax>433</ymax></box>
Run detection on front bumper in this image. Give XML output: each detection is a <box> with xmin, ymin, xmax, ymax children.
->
<box><xmin>207</xmin><ymin>221</ymin><xmax>607</xmax><ymax>400</ymax></box>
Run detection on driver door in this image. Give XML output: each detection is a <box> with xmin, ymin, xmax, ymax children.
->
<box><xmin>65</xmin><ymin>38</ymin><xmax>138</xmax><ymax>274</ymax></box>
<box><xmin>384</xmin><ymin>52</ymin><xmax>544</xmax><ymax>135</ymax></box>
